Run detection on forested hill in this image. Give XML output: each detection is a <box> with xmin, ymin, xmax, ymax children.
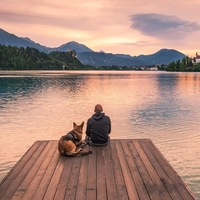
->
<box><xmin>0</xmin><ymin>45</ymin><xmax>86</xmax><ymax>70</ymax></box>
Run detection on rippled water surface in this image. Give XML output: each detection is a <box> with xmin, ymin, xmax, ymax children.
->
<box><xmin>0</xmin><ymin>70</ymin><xmax>200</xmax><ymax>198</ymax></box>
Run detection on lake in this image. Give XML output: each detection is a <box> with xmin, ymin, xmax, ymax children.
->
<box><xmin>0</xmin><ymin>70</ymin><xmax>200</xmax><ymax>198</ymax></box>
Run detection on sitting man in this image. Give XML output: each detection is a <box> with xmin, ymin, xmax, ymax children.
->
<box><xmin>85</xmin><ymin>104</ymin><xmax>111</xmax><ymax>146</ymax></box>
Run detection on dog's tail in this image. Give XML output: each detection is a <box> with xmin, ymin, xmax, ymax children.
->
<box><xmin>80</xmin><ymin>150</ymin><xmax>92</xmax><ymax>155</ymax></box>
<box><xmin>60</xmin><ymin>150</ymin><xmax>92</xmax><ymax>157</ymax></box>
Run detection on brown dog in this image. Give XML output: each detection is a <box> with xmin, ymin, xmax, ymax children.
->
<box><xmin>58</xmin><ymin>122</ymin><xmax>92</xmax><ymax>156</ymax></box>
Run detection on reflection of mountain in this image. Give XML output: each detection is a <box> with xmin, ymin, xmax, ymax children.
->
<box><xmin>0</xmin><ymin>77</ymin><xmax>43</xmax><ymax>107</ymax></box>
<box><xmin>0</xmin><ymin>74</ymin><xmax>91</xmax><ymax>107</ymax></box>
<box><xmin>0</xmin><ymin>28</ymin><xmax>185</xmax><ymax>66</ymax></box>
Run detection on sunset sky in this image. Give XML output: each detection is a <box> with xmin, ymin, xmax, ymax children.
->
<box><xmin>0</xmin><ymin>0</ymin><xmax>200</xmax><ymax>57</ymax></box>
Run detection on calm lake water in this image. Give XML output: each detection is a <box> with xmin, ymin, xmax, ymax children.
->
<box><xmin>0</xmin><ymin>70</ymin><xmax>200</xmax><ymax>198</ymax></box>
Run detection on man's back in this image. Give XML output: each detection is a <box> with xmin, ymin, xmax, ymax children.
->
<box><xmin>86</xmin><ymin>104</ymin><xmax>111</xmax><ymax>144</ymax></box>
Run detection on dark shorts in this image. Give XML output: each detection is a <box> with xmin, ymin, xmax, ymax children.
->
<box><xmin>85</xmin><ymin>136</ymin><xmax>110</xmax><ymax>146</ymax></box>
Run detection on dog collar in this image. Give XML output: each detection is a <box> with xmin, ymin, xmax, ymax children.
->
<box><xmin>66</xmin><ymin>131</ymin><xmax>80</xmax><ymax>143</ymax></box>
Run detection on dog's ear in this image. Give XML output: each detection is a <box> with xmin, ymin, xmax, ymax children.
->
<box><xmin>81</xmin><ymin>121</ymin><xmax>84</xmax><ymax>127</ymax></box>
<box><xmin>73</xmin><ymin>122</ymin><xmax>77</xmax><ymax>128</ymax></box>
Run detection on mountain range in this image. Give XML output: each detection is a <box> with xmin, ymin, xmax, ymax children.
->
<box><xmin>0</xmin><ymin>28</ymin><xmax>185</xmax><ymax>67</ymax></box>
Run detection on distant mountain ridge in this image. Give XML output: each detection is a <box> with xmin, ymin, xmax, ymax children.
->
<box><xmin>51</xmin><ymin>41</ymin><xmax>93</xmax><ymax>53</ymax></box>
<box><xmin>0</xmin><ymin>28</ymin><xmax>91</xmax><ymax>54</ymax></box>
<box><xmin>0</xmin><ymin>28</ymin><xmax>186</xmax><ymax>66</ymax></box>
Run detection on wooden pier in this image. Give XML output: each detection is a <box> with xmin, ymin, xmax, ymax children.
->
<box><xmin>0</xmin><ymin>139</ymin><xmax>197</xmax><ymax>200</ymax></box>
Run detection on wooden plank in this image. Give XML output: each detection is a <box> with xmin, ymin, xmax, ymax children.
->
<box><xmin>0</xmin><ymin>141</ymin><xmax>48</xmax><ymax>200</ymax></box>
<box><xmin>138</xmin><ymin>140</ymin><xmax>182</xmax><ymax>200</ymax></box>
<box><xmin>145</xmin><ymin>140</ymin><xmax>198</xmax><ymax>200</ymax></box>
<box><xmin>42</xmin><ymin>155</ymin><xmax>66</xmax><ymax>200</ymax></box>
<box><xmin>32</xmin><ymin>144</ymin><xmax>60</xmax><ymax>200</ymax></box>
<box><xmin>22</xmin><ymin>141</ymin><xmax>58</xmax><ymax>200</ymax></box>
<box><xmin>96</xmin><ymin>146</ymin><xmax>107</xmax><ymax>200</ymax></box>
<box><xmin>0</xmin><ymin>141</ymin><xmax>42</xmax><ymax>198</ymax></box>
<box><xmin>12</xmin><ymin>141</ymin><xmax>57</xmax><ymax>200</ymax></box>
<box><xmin>129</xmin><ymin>140</ymin><xmax>162</xmax><ymax>200</ymax></box>
<box><xmin>103</xmin><ymin>143</ymin><xmax>118</xmax><ymax>200</ymax></box>
<box><xmin>75</xmin><ymin>149</ymin><xmax>89</xmax><ymax>200</ymax></box>
<box><xmin>133</xmin><ymin>140</ymin><xmax>174</xmax><ymax>200</ymax></box>
<box><xmin>53</xmin><ymin>157</ymin><xmax>74</xmax><ymax>200</ymax></box>
<box><xmin>64</xmin><ymin>156</ymin><xmax>82</xmax><ymax>200</ymax></box>
<box><xmin>120</xmin><ymin>140</ymin><xmax>151</xmax><ymax>200</ymax></box>
<box><xmin>86</xmin><ymin>146</ymin><xmax>97</xmax><ymax>200</ymax></box>
<box><xmin>109</xmin><ymin>140</ymin><xmax>129</xmax><ymax>200</ymax></box>
<box><xmin>116</xmin><ymin>140</ymin><xmax>140</xmax><ymax>200</ymax></box>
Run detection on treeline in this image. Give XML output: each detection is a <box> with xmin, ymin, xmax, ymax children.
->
<box><xmin>0</xmin><ymin>45</ymin><xmax>145</xmax><ymax>71</ymax></box>
<box><xmin>166</xmin><ymin>56</ymin><xmax>200</xmax><ymax>72</ymax></box>
<box><xmin>0</xmin><ymin>45</ymin><xmax>87</xmax><ymax>70</ymax></box>
<box><xmin>3</xmin><ymin>45</ymin><xmax>198</xmax><ymax>72</ymax></box>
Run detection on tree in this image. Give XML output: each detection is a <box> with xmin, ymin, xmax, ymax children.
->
<box><xmin>0</xmin><ymin>45</ymin><xmax>87</xmax><ymax>70</ymax></box>
<box><xmin>167</xmin><ymin>55</ymin><xmax>199</xmax><ymax>72</ymax></box>
<box><xmin>166</xmin><ymin>61</ymin><xmax>175</xmax><ymax>71</ymax></box>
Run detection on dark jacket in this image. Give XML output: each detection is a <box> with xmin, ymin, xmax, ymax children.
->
<box><xmin>86</xmin><ymin>112</ymin><xmax>111</xmax><ymax>144</ymax></box>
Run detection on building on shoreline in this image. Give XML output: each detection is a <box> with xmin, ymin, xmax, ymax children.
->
<box><xmin>195</xmin><ymin>52</ymin><xmax>200</xmax><ymax>64</ymax></box>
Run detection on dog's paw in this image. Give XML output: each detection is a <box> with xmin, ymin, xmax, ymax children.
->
<box><xmin>81</xmin><ymin>141</ymin><xmax>87</xmax><ymax>145</ymax></box>
<box><xmin>79</xmin><ymin>142</ymin><xmax>87</xmax><ymax>148</ymax></box>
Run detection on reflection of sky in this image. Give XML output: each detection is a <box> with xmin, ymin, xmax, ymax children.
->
<box><xmin>1</xmin><ymin>71</ymin><xmax>200</xmax><ymax>138</ymax></box>
<box><xmin>131</xmin><ymin>73</ymin><xmax>200</xmax><ymax>134</ymax></box>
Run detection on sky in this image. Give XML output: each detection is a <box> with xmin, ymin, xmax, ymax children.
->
<box><xmin>0</xmin><ymin>0</ymin><xmax>200</xmax><ymax>57</ymax></box>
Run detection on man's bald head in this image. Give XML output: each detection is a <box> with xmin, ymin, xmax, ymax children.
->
<box><xmin>94</xmin><ymin>104</ymin><xmax>103</xmax><ymax>113</ymax></box>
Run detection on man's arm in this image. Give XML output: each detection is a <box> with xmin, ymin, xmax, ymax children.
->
<box><xmin>85</xmin><ymin>119</ymin><xmax>90</xmax><ymax>136</ymax></box>
<box><xmin>108</xmin><ymin>117</ymin><xmax>111</xmax><ymax>134</ymax></box>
